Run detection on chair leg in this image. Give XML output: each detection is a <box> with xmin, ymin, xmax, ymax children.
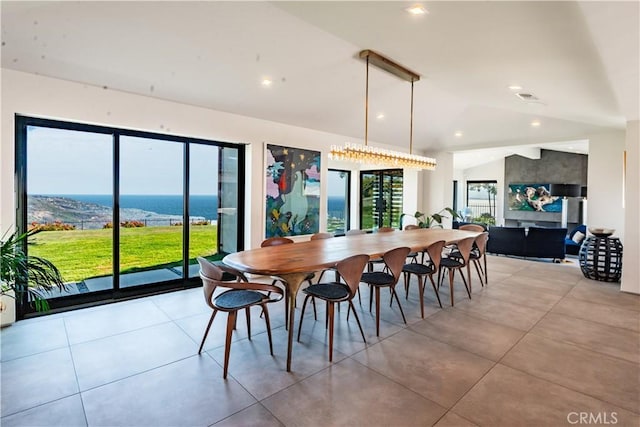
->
<box><xmin>328</xmin><ymin>302</ymin><xmax>335</xmax><ymax>362</ymax></box>
<box><xmin>246</xmin><ymin>307</ymin><xmax>251</xmax><ymax>340</ymax></box>
<box><xmin>461</xmin><ymin>267</ymin><xmax>472</xmax><ymax>299</ymax></box>
<box><xmin>483</xmin><ymin>254</ymin><xmax>488</xmax><ymax>285</ymax></box>
<box><xmin>390</xmin><ymin>286</ymin><xmax>407</xmax><ymax>324</ymax></box>
<box><xmin>369</xmin><ymin>284</ymin><xmax>374</xmax><ymax>312</ymax></box>
<box><xmin>312</xmin><ymin>297</ymin><xmax>317</xmax><ymax>321</ymax></box>
<box><xmin>284</xmin><ymin>288</ymin><xmax>289</xmax><ymax>331</ymax></box>
<box><xmin>404</xmin><ymin>272</ymin><xmax>410</xmax><ymax>299</ymax></box>
<box><xmin>223</xmin><ymin>311</ymin><xmax>237</xmax><ymax>379</ymax></box>
<box><xmin>473</xmin><ymin>259</ymin><xmax>484</xmax><ymax>287</ymax></box>
<box><xmin>198</xmin><ymin>309</ymin><xmax>218</xmax><ymax>354</ymax></box>
<box><xmin>349</xmin><ymin>300</ymin><xmax>367</xmax><ymax>344</ymax></box>
<box><xmin>417</xmin><ymin>275</ymin><xmax>425</xmax><ymax>318</ymax></box>
<box><xmin>297</xmin><ymin>294</ymin><xmax>312</xmax><ymax>342</ymax></box>
<box><xmin>467</xmin><ymin>263</ymin><xmax>472</xmax><ymax>293</ymax></box>
<box><xmin>449</xmin><ymin>268</ymin><xmax>455</xmax><ymax>307</ymax></box>
<box><xmin>375</xmin><ymin>286</ymin><xmax>381</xmax><ymax>336</ymax></box>
<box><xmin>325</xmin><ymin>301</ymin><xmax>329</xmax><ymax>329</ymax></box>
<box><xmin>262</xmin><ymin>304</ymin><xmax>274</xmax><ymax>356</ymax></box>
<box><xmin>429</xmin><ymin>274</ymin><xmax>443</xmax><ymax>308</ymax></box>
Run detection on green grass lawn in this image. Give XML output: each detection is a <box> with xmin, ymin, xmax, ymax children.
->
<box><xmin>27</xmin><ymin>225</ymin><xmax>218</xmax><ymax>282</ymax></box>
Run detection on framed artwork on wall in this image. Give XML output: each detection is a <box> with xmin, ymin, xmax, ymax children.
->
<box><xmin>265</xmin><ymin>144</ymin><xmax>321</xmax><ymax>237</ymax></box>
<box><xmin>507</xmin><ymin>183</ymin><xmax>562</xmax><ymax>212</ymax></box>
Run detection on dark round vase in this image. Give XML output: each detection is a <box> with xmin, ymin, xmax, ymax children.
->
<box><xmin>579</xmin><ymin>236</ymin><xmax>623</xmax><ymax>282</ymax></box>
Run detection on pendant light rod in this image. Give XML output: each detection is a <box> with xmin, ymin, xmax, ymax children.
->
<box><xmin>365</xmin><ymin>55</ymin><xmax>369</xmax><ymax>146</ymax></box>
<box><xmin>359</xmin><ymin>50</ymin><xmax>420</xmax><ymax>83</ymax></box>
<box><xmin>410</xmin><ymin>80</ymin><xmax>414</xmax><ymax>155</ymax></box>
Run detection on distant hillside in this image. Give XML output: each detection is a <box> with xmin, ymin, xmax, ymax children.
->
<box><xmin>27</xmin><ymin>195</ymin><xmax>197</xmax><ymax>229</ymax></box>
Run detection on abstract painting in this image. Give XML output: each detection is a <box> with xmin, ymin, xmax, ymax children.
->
<box><xmin>508</xmin><ymin>184</ymin><xmax>562</xmax><ymax>212</ymax></box>
<box><xmin>265</xmin><ymin>144</ymin><xmax>321</xmax><ymax>237</ymax></box>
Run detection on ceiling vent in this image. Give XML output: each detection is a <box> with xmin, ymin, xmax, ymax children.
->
<box><xmin>516</xmin><ymin>92</ymin><xmax>539</xmax><ymax>101</ymax></box>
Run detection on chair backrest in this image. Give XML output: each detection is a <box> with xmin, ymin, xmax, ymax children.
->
<box><xmin>377</xmin><ymin>227</ymin><xmax>395</xmax><ymax>233</ymax></box>
<box><xmin>453</xmin><ymin>237</ymin><xmax>476</xmax><ymax>264</ymax></box>
<box><xmin>459</xmin><ymin>224</ymin><xmax>485</xmax><ymax>232</ymax></box>
<box><xmin>404</xmin><ymin>224</ymin><xmax>420</xmax><ymax>230</ymax></box>
<box><xmin>425</xmin><ymin>240</ymin><xmax>446</xmax><ymax>269</ymax></box>
<box><xmin>197</xmin><ymin>257</ymin><xmax>224</xmax><ymax>310</ymax></box>
<box><xmin>346</xmin><ymin>229</ymin><xmax>366</xmax><ymax>236</ymax></box>
<box><xmin>474</xmin><ymin>232</ymin><xmax>489</xmax><ymax>255</ymax></box>
<box><xmin>382</xmin><ymin>247</ymin><xmax>411</xmax><ymax>283</ymax></box>
<box><xmin>336</xmin><ymin>254</ymin><xmax>370</xmax><ymax>297</ymax></box>
<box><xmin>310</xmin><ymin>232</ymin><xmax>333</xmax><ymax>240</ymax></box>
<box><xmin>261</xmin><ymin>237</ymin><xmax>294</xmax><ymax>247</ymax></box>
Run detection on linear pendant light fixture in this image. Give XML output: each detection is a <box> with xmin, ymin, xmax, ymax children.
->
<box><xmin>329</xmin><ymin>49</ymin><xmax>437</xmax><ymax>170</ymax></box>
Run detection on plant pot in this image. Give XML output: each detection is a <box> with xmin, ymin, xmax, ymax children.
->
<box><xmin>1</xmin><ymin>288</ymin><xmax>16</xmax><ymax>327</ymax></box>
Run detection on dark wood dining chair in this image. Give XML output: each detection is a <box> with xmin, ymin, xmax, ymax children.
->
<box><xmin>311</xmin><ymin>232</ymin><xmax>338</xmax><ymax>283</ymax></box>
<box><xmin>403</xmin><ymin>224</ymin><xmax>421</xmax><ymax>263</ymax></box>
<box><xmin>360</xmin><ymin>246</ymin><xmax>411</xmax><ymax>336</ymax></box>
<box><xmin>196</xmin><ymin>257</ymin><xmax>283</xmax><ymax>379</ymax></box>
<box><xmin>402</xmin><ymin>240</ymin><xmax>446</xmax><ymax>317</ymax></box>
<box><xmin>438</xmin><ymin>237</ymin><xmax>475</xmax><ymax>306</ymax></box>
<box><xmin>297</xmin><ymin>254</ymin><xmax>370</xmax><ymax>361</ymax></box>
<box><xmin>368</xmin><ymin>227</ymin><xmax>396</xmax><ymax>272</ymax></box>
<box><xmin>260</xmin><ymin>237</ymin><xmax>315</xmax><ymax>326</ymax></box>
<box><xmin>448</xmin><ymin>232</ymin><xmax>489</xmax><ymax>286</ymax></box>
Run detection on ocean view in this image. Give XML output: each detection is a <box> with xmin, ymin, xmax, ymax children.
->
<box><xmin>32</xmin><ymin>194</ymin><xmax>347</xmax><ymax>223</ymax></box>
<box><xmin>55</xmin><ymin>194</ymin><xmax>220</xmax><ymax>220</ymax></box>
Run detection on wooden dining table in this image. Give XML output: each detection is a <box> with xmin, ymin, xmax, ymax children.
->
<box><xmin>223</xmin><ymin>227</ymin><xmax>481</xmax><ymax>371</ymax></box>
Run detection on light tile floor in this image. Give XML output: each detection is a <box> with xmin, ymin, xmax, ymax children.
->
<box><xmin>1</xmin><ymin>255</ymin><xmax>639</xmax><ymax>426</ymax></box>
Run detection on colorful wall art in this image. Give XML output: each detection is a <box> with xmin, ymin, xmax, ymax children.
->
<box><xmin>507</xmin><ymin>184</ymin><xmax>562</xmax><ymax>212</ymax></box>
<box><xmin>265</xmin><ymin>144</ymin><xmax>321</xmax><ymax>237</ymax></box>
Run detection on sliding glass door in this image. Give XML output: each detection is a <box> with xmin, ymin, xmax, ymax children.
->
<box><xmin>16</xmin><ymin>115</ymin><xmax>244</xmax><ymax>317</ymax></box>
<box><xmin>360</xmin><ymin>169</ymin><xmax>403</xmax><ymax>230</ymax></box>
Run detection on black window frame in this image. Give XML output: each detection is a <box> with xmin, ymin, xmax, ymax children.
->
<box><xmin>14</xmin><ymin>114</ymin><xmax>245</xmax><ymax>318</ymax></box>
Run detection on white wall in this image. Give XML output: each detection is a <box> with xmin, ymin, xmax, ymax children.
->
<box><xmin>0</xmin><ymin>69</ymin><xmax>422</xmax><ymax>248</ymax></box>
<box><xmin>587</xmin><ymin>131</ymin><xmax>626</xmax><ymax>241</ymax></box>
<box><xmin>422</xmin><ymin>151</ymin><xmax>454</xmax><ymax>227</ymax></box>
<box><xmin>621</xmin><ymin>120</ymin><xmax>639</xmax><ymax>294</ymax></box>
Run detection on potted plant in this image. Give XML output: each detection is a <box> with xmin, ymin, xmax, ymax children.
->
<box><xmin>400</xmin><ymin>208</ymin><xmax>462</xmax><ymax>229</ymax></box>
<box><xmin>1</xmin><ymin>228</ymin><xmax>67</xmax><ymax>326</ymax></box>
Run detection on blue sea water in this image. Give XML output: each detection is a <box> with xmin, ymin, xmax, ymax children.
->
<box><xmin>55</xmin><ymin>194</ymin><xmax>346</xmax><ymax>221</ymax></box>
<box><xmin>57</xmin><ymin>194</ymin><xmax>219</xmax><ymax>220</ymax></box>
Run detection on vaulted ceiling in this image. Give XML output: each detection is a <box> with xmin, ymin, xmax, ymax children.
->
<box><xmin>2</xmin><ymin>1</ymin><xmax>638</xmax><ymax>160</ymax></box>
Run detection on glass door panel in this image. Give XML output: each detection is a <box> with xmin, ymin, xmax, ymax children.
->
<box><xmin>327</xmin><ymin>170</ymin><xmax>350</xmax><ymax>234</ymax></box>
<box><xmin>119</xmin><ymin>136</ymin><xmax>184</xmax><ymax>287</ymax></box>
<box><xmin>26</xmin><ymin>126</ymin><xmax>114</xmax><ymax>297</ymax></box>
<box><xmin>360</xmin><ymin>169</ymin><xmax>403</xmax><ymax>230</ymax></box>
<box><xmin>218</xmin><ymin>146</ymin><xmax>240</xmax><ymax>255</ymax></box>
<box><xmin>188</xmin><ymin>143</ymin><xmax>220</xmax><ymax>278</ymax></box>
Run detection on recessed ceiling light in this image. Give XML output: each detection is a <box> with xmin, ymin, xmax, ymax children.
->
<box><xmin>261</xmin><ymin>78</ymin><xmax>272</xmax><ymax>87</ymax></box>
<box><xmin>454</xmin><ymin>131</ymin><xmax>463</xmax><ymax>137</ymax></box>
<box><xmin>531</xmin><ymin>120</ymin><xmax>541</xmax><ymax>127</ymax></box>
<box><xmin>508</xmin><ymin>85</ymin><xmax>522</xmax><ymax>91</ymax></box>
<box><xmin>376</xmin><ymin>113</ymin><xmax>385</xmax><ymax>120</ymax></box>
<box><xmin>406</xmin><ymin>5</ymin><xmax>427</xmax><ymax>15</ymax></box>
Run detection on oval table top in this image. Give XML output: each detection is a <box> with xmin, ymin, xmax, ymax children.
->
<box><xmin>223</xmin><ymin>228</ymin><xmax>481</xmax><ymax>276</ymax></box>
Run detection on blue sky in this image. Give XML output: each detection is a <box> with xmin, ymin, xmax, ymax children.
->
<box><xmin>27</xmin><ymin>126</ymin><xmax>218</xmax><ymax>195</ymax></box>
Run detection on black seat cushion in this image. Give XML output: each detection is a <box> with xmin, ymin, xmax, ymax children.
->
<box><xmin>402</xmin><ymin>263</ymin><xmax>435</xmax><ymax>275</ymax></box>
<box><xmin>440</xmin><ymin>257</ymin><xmax>464</xmax><ymax>268</ymax></box>
<box><xmin>214</xmin><ymin>290</ymin><xmax>263</xmax><ymax>309</ymax></box>
<box><xmin>303</xmin><ymin>283</ymin><xmax>349</xmax><ymax>300</ymax></box>
<box><xmin>448</xmin><ymin>248</ymin><xmax>480</xmax><ymax>260</ymax></box>
<box><xmin>361</xmin><ymin>271</ymin><xmax>394</xmax><ymax>286</ymax></box>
